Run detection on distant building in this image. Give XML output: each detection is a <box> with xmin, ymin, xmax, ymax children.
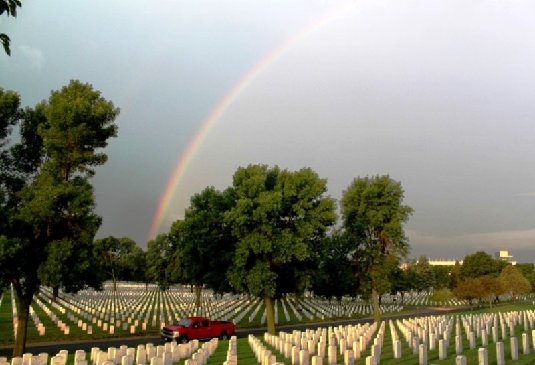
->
<box><xmin>495</xmin><ymin>250</ymin><xmax>517</xmax><ymax>265</ymax></box>
<box><xmin>400</xmin><ymin>258</ymin><xmax>462</xmax><ymax>269</ymax></box>
<box><xmin>428</xmin><ymin>259</ymin><xmax>462</xmax><ymax>266</ymax></box>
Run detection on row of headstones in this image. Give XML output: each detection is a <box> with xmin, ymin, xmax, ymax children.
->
<box><xmin>30</xmin><ymin>290</ymin><xmax>107</xmax><ymax>337</ymax></box>
<box><xmin>393</xmin><ymin>312</ymin><xmax>535</xmax><ymax>364</ymax></box>
<box><xmin>261</xmin><ymin>299</ymin><xmax>292</xmax><ymax>324</ymax></box>
<box><xmin>39</xmin><ymin>287</ymin><xmax>170</xmax><ymax>335</ymax></box>
<box><xmin>414</xmin><ymin>334</ymin><xmax>533</xmax><ymax>365</ymax></box>
<box><xmin>38</xmin><ymin>283</ymin><xmax>268</xmax><ymax>337</ymax></box>
<box><xmin>26</xmin><ymin>283</ymin><xmax>488</xmax><ymax>338</ymax></box>
<box><xmin>310</xmin><ymin>296</ymin><xmax>401</xmax><ymax>319</ymax></box>
<box><xmin>28</xmin><ymin>301</ymin><xmax>45</xmax><ymax>336</ymax></box>
<box><xmin>395</xmin><ymin>310</ymin><xmax>535</xmax><ymax>354</ymax></box>
<box><xmin>52</xmin><ymin>283</ymin><xmax>408</xmax><ymax>329</ymax></box>
<box><xmin>260</xmin><ymin>322</ymin><xmax>385</xmax><ymax>365</ymax></box>
<box><xmin>40</xmin><ymin>283</ymin><xmax>418</xmax><ymax>331</ymax></box>
<box><xmin>0</xmin><ymin>339</ymin><xmax>219</xmax><ymax>365</ymax></box>
<box><xmin>42</xmin><ymin>286</ymin><xmax>158</xmax><ymax>332</ymax></box>
<box><xmin>40</xmin><ymin>288</ymin><xmax>141</xmax><ymax>331</ymax></box>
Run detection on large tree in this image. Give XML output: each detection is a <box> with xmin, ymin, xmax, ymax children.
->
<box><xmin>93</xmin><ymin>236</ymin><xmax>145</xmax><ymax>291</ymax></box>
<box><xmin>499</xmin><ymin>265</ymin><xmax>531</xmax><ymax>303</ymax></box>
<box><xmin>169</xmin><ymin>186</ymin><xmax>235</xmax><ymax>307</ymax></box>
<box><xmin>0</xmin><ymin>0</ymin><xmax>22</xmax><ymax>55</ymax></box>
<box><xmin>0</xmin><ymin>81</ymin><xmax>118</xmax><ymax>356</ymax></box>
<box><xmin>453</xmin><ymin>277</ymin><xmax>484</xmax><ymax>308</ymax></box>
<box><xmin>460</xmin><ymin>251</ymin><xmax>506</xmax><ymax>279</ymax></box>
<box><xmin>311</xmin><ymin>230</ymin><xmax>358</xmax><ymax>303</ymax></box>
<box><xmin>478</xmin><ymin>275</ymin><xmax>503</xmax><ymax>308</ymax></box>
<box><xmin>146</xmin><ymin>233</ymin><xmax>174</xmax><ymax>291</ymax></box>
<box><xmin>412</xmin><ymin>256</ymin><xmax>436</xmax><ymax>291</ymax></box>
<box><xmin>341</xmin><ymin>175</ymin><xmax>412</xmax><ymax>323</ymax></box>
<box><xmin>225</xmin><ymin>164</ymin><xmax>336</xmax><ymax>334</ymax></box>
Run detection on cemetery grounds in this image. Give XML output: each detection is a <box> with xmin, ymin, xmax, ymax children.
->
<box><xmin>1</xmin><ymin>283</ymin><xmax>535</xmax><ymax>364</ymax></box>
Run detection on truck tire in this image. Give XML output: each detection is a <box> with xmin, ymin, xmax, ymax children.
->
<box><xmin>178</xmin><ymin>335</ymin><xmax>189</xmax><ymax>344</ymax></box>
<box><xmin>220</xmin><ymin>331</ymin><xmax>228</xmax><ymax>340</ymax></box>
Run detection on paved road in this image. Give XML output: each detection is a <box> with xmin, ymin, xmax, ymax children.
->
<box><xmin>0</xmin><ymin>307</ymin><xmax>464</xmax><ymax>358</ymax></box>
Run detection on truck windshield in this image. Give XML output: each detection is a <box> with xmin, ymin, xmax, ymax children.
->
<box><xmin>176</xmin><ymin>318</ymin><xmax>192</xmax><ymax>327</ymax></box>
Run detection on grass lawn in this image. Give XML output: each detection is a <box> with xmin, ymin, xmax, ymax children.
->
<box><xmin>2</xmin><ymin>287</ymin><xmax>535</xmax><ymax>365</ymax></box>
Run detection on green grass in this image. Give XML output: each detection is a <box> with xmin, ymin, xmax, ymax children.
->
<box><xmin>2</xmin><ymin>287</ymin><xmax>535</xmax><ymax>365</ymax></box>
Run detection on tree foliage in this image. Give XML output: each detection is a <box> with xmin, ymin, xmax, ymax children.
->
<box><xmin>453</xmin><ymin>277</ymin><xmax>484</xmax><ymax>307</ymax></box>
<box><xmin>225</xmin><ymin>164</ymin><xmax>335</xmax><ymax>334</ymax></box>
<box><xmin>169</xmin><ymin>186</ymin><xmax>235</xmax><ymax>306</ymax></box>
<box><xmin>145</xmin><ymin>233</ymin><xmax>174</xmax><ymax>290</ymax></box>
<box><xmin>499</xmin><ymin>265</ymin><xmax>531</xmax><ymax>302</ymax></box>
<box><xmin>0</xmin><ymin>0</ymin><xmax>22</xmax><ymax>55</ymax></box>
<box><xmin>93</xmin><ymin>236</ymin><xmax>145</xmax><ymax>290</ymax></box>
<box><xmin>478</xmin><ymin>275</ymin><xmax>503</xmax><ymax>308</ymax></box>
<box><xmin>412</xmin><ymin>256</ymin><xmax>436</xmax><ymax>291</ymax></box>
<box><xmin>0</xmin><ymin>81</ymin><xmax>118</xmax><ymax>356</ymax></box>
<box><xmin>341</xmin><ymin>175</ymin><xmax>412</xmax><ymax>322</ymax></box>
<box><xmin>311</xmin><ymin>230</ymin><xmax>358</xmax><ymax>302</ymax></box>
<box><xmin>516</xmin><ymin>263</ymin><xmax>535</xmax><ymax>291</ymax></box>
<box><xmin>460</xmin><ymin>251</ymin><xmax>506</xmax><ymax>279</ymax></box>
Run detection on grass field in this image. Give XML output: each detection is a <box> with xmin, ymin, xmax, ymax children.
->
<box><xmin>2</xmin><ymin>287</ymin><xmax>535</xmax><ymax>365</ymax></box>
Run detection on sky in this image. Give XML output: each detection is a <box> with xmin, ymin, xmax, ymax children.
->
<box><xmin>1</xmin><ymin>0</ymin><xmax>535</xmax><ymax>262</ymax></box>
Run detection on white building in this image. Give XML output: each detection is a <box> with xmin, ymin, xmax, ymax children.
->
<box><xmin>428</xmin><ymin>259</ymin><xmax>462</xmax><ymax>266</ymax></box>
<box><xmin>495</xmin><ymin>250</ymin><xmax>517</xmax><ymax>265</ymax></box>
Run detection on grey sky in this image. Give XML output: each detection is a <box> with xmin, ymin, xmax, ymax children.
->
<box><xmin>1</xmin><ymin>0</ymin><xmax>535</xmax><ymax>262</ymax></box>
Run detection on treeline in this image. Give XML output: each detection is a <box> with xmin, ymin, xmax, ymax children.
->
<box><xmin>131</xmin><ymin>169</ymin><xmax>413</xmax><ymax>334</ymax></box>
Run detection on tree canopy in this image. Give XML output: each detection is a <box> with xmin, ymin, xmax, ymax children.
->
<box><xmin>311</xmin><ymin>230</ymin><xmax>358</xmax><ymax>302</ymax></box>
<box><xmin>460</xmin><ymin>251</ymin><xmax>506</xmax><ymax>279</ymax></box>
<box><xmin>341</xmin><ymin>175</ymin><xmax>412</xmax><ymax>322</ymax></box>
<box><xmin>169</xmin><ymin>186</ymin><xmax>235</xmax><ymax>306</ymax></box>
<box><xmin>499</xmin><ymin>265</ymin><xmax>531</xmax><ymax>302</ymax></box>
<box><xmin>0</xmin><ymin>81</ymin><xmax>118</xmax><ymax>356</ymax></box>
<box><xmin>225</xmin><ymin>164</ymin><xmax>336</xmax><ymax>334</ymax></box>
<box><xmin>93</xmin><ymin>236</ymin><xmax>145</xmax><ymax>291</ymax></box>
<box><xmin>0</xmin><ymin>0</ymin><xmax>22</xmax><ymax>55</ymax></box>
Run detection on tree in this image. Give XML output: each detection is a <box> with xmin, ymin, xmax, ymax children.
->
<box><xmin>478</xmin><ymin>275</ymin><xmax>503</xmax><ymax>308</ymax></box>
<box><xmin>311</xmin><ymin>230</ymin><xmax>358</xmax><ymax>303</ymax></box>
<box><xmin>453</xmin><ymin>277</ymin><xmax>484</xmax><ymax>308</ymax></box>
<box><xmin>145</xmin><ymin>233</ymin><xmax>174</xmax><ymax>291</ymax></box>
<box><xmin>460</xmin><ymin>251</ymin><xmax>505</xmax><ymax>279</ymax></box>
<box><xmin>341</xmin><ymin>175</ymin><xmax>412</xmax><ymax>323</ymax></box>
<box><xmin>516</xmin><ymin>263</ymin><xmax>535</xmax><ymax>292</ymax></box>
<box><xmin>389</xmin><ymin>265</ymin><xmax>415</xmax><ymax>305</ymax></box>
<box><xmin>431</xmin><ymin>265</ymin><xmax>451</xmax><ymax>290</ymax></box>
<box><xmin>499</xmin><ymin>265</ymin><xmax>531</xmax><ymax>303</ymax></box>
<box><xmin>225</xmin><ymin>164</ymin><xmax>336</xmax><ymax>334</ymax></box>
<box><xmin>449</xmin><ymin>260</ymin><xmax>461</xmax><ymax>290</ymax></box>
<box><xmin>413</xmin><ymin>256</ymin><xmax>436</xmax><ymax>291</ymax></box>
<box><xmin>0</xmin><ymin>0</ymin><xmax>22</xmax><ymax>55</ymax></box>
<box><xmin>0</xmin><ymin>81</ymin><xmax>118</xmax><ymax>356</ymax></box>
<box><xmin>431</xmin><ymin>288</ymin><xmax>453</xmax><ymax>303</ymax></box>
<box><xmin>169</xmin><ymin>186</ymin><xmax>235</xmax><ymax>307</ymax></box>
<box><xmin>94</xmin><ymin>236</ymin><xmax>144</xmax><ymax>292</ymax></box>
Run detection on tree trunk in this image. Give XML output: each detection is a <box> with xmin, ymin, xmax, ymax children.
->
<box><xmin>371</xmin><ymin>266</ymin><xmax>381</xmax><ymax>323</ymax></box>
<box><xmin>52</xmin><ymin>286</ymin><xmax>59</xmax><ymax>302</ymax></box>
<box><xmin>112</xmin><ymin>268</ymin><xmax>117</xmax><ymax>292</ymax></box>
<box><xmin>13</xmin><ymin>292</ymin><xmax>32</xmax><ymax>357</ymax></box>
<box><xmin>264</xmin><ymin>295</ymin><xmax>275</xmax><ymax>335</ymax></box>
<box><xmin>194</xmin><ymin>284</ymin><xmax>202</xmax><ymax>308</ymax></box>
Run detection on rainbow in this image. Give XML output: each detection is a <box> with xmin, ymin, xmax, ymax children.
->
<box><xmin>148</xmin><ymin>2</ymin><xmax>357</xmax><ymax>241</ymax></box>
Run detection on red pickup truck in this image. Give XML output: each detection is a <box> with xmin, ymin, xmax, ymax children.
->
<box><xmin>161</xmin><ymin>316</ymin><xmax>236</xmax><ymax>343</ymax></box>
